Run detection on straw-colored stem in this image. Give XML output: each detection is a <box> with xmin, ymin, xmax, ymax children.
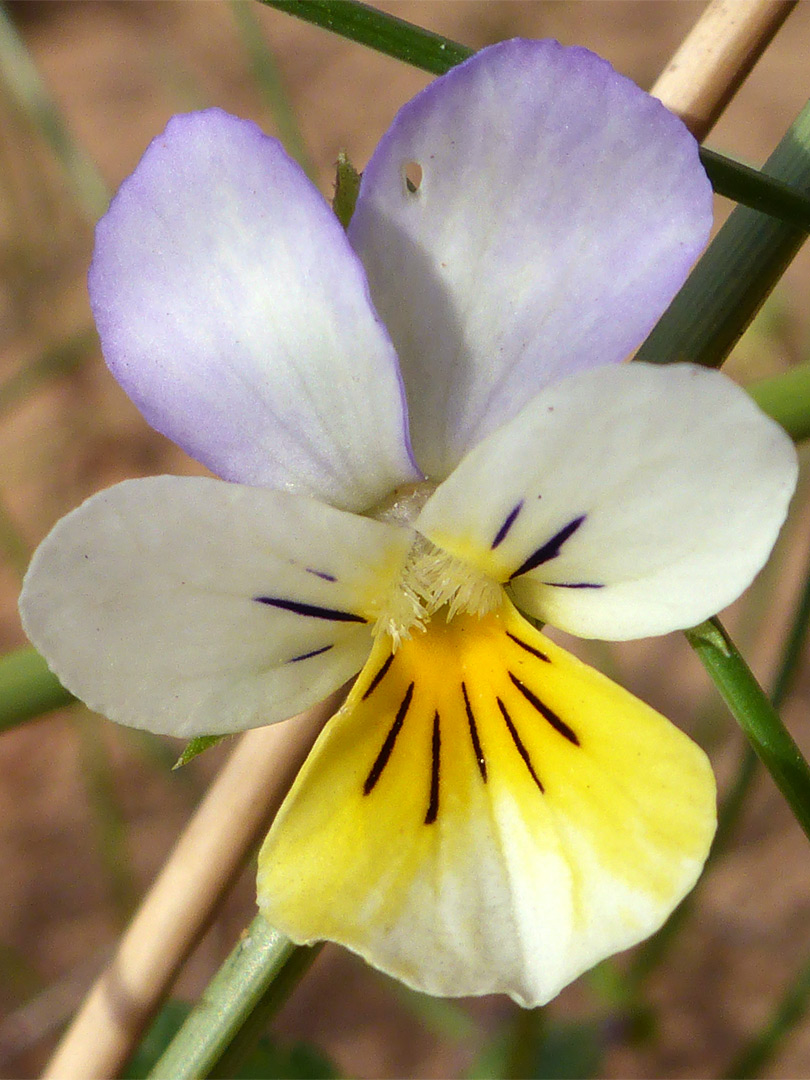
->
<box><xmin>42</xmin><ymin>693</ymin><xmax>341</xmax><ymax>1080</ymax></box>
<box><xmin>651</xmin><ymin>0</ymin><xmax>797</xmax><ymax>140</ymax></box>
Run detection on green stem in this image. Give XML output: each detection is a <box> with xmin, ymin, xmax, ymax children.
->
<box><xmin>259</xmin><ymin>0</ymin><xmax>470</xmax><ymax>75</ymax></box>
<box><xmin>503</xmin><ymin>1007</ymin><xmax>545</xmax><ymax>1080</ymax></box>
<box><xmin>0</xmin><ymin>647</ymin><xmax>74</xmax><ymax>732</ymax></box>
<box><xmin>0</xmin><ymin>7</ymin><xmax>108</xmax><ymax>219</ymax></box>
<box><xmin>0</xmin><ymin>490</ymin><xmax>30</xmax><ymax>578</ymax></box>
<box><xmin>723</xmin><ymin>959</ymin><xmax>810</xmax><ymax>1078</ymax></box>
<box><xmin>636</xmin><ymin>96</ymin><xmax>810</xmax><ymax>369</ymax></box>
<box><xmin>702</xmin><ymin>540</ymin><xmax>810</xmax><ymax>852</ymax></box>
<box><xmin>146</xmin><ymin>916</ymin><xmax>319</xmax><ymax>1080</ymax></box>
<box><xmin>260</xmin><ymin>0</ymin><xmax>810</xmax><ymax>229</ymax></box>
<box><xmin>0</xmin><ymin>329</ymin><xmax>97</xmax><ymax>418</ymax></box>
<box><xmin>701</xmin><ymin>147</ymin><xmax>810</xmax><ymax>231</ymax></box>
<box><xmin>684</xmin><ymin>617</ymin><xmax>810</xmax><ymax>845</ymax></box>
<box><xmin>230</xmin><ymin>1</ymin><xmax>317</xmax><ymax>180</ymax></box>
<box><xmin>631</xmin><ymin>552</ymin><xmax>810</xmax><ymax>981</ymax></box>
<box><xmin>747</xmin><ymin>363</ymin><xmax>810</xmax><ymax>442</ymax></box>
<box><xmin>77</xmin><ymin>718</ymin><xmax>139</xmax><ymax>922</ymax></box>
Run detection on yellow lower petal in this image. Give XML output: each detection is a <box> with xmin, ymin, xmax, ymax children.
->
<box><xmin>257</xmin><ymin>599</ymin><xmax>716</xmax><ymax>1006</ymax></box>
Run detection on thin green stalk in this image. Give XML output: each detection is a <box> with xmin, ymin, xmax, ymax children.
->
<box><xmin>0</xmin><ymin>329</ymin><xmax>97</xmax><ymax>418</ymax></box>
<box><xmin>685</xmin><ymin>617</ymin><xmax>810</xmax><ymax>845</ymax></box>
<box><xmin>388</xmin><ymin>980</ymin><xmax>476</xmax><ymax>1043</ymax></box>
<box><xmin>0</xmin><ymin>86</ymin><xmax>59</xmax><ymax>256</ymax></box>
<box><xmin>747</xmin><ymin>363</ymin><xmax>810</xmax><ymax>442</ymax></box>
<box><xmin>77</xmin><ymin>719</ymin><xmax>139</xmax><ymax>922</ymax></box>
<box><xmin>0</xmin><ymin>490</ymin><xmax>29</xmax><ymax>577</ymax></box>
<box><xmin>701</xmin><ymin>147</ymin><xmax>810</xmax><ymax>232</ymax></box>
<box><xmin>210</xmin><ymin>942</ymin><xmax>321</xmax><ymax>1079</ymax></box>
<box><xmin>636</xmin><ymin>96</ymin><xmax>810</xmax><ymax>369</ymax></box>
<box><xmin>707</xmin><ymin>529</ymin><xmax>810</xmax><ymax>875</ymax></box>
<box><xmin>261</xmin><ymin>0</ymin><xmax>810</xmax><ymax>228</ymax></box>
<box><xmin>631</xmin><ymin>547</ymin><xmax>810</xmax><ymax>982</ymax></box>
<box><xmin>503</xmin><ymin>1007</ymin><xmax>545</xmax><ymax>1080</ymax></box>
<box><xmin>259</xmin><ymin>0</ymin><xmax>470</xmax><ymax>75</ymax></box>
<box><xmin>723</xmin><ymin>959</ymin><xmax>810</xmax><ymax>1078</ymax></box>
<box><xmin>0</xmin><ymin>6</ymin><xmax>108</xmax><ymax>219</ymax></box>
<box><xmin>705</xmin><ymin>534</ymin><xmax>810</xmax><ymax>842</ymax></box>
<box><xmin>0</xmin><ymin>647</ymin><xmax>74</xmax><ymax>732</ymax></box>
<box><xmin>230</xmin><ymin>1</ymin><xmax>316</xmax><ymax>179</ymax></box>
<box><xmin>146</xmin><ymin>916</ymin><xmax>319</xmax><ymax>1080</ymax></box>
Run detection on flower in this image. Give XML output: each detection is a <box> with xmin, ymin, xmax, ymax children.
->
<box><xmin>19</xmin><ymin>39</ymin><xmax>797</xmax><ymax>1007</ymax></box>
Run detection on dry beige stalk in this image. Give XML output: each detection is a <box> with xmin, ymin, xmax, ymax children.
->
<box><xmin>42</xmin><ymin>693</ymin><xmax>341</xmax><ymax>1080</ymax></box>
<box><xmin>652</xmin><ymin>0</ymin><xmax>797</xmax><ymax>139</ymax></box>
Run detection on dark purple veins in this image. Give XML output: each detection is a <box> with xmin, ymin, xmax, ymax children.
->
<box><xmin>288</xmin><ymin>644</ymin><xmax>334</xmax><ymax>663</ymax></box>
<box><xmin>306</xmin><ymin>568</ymin><xmax>337</xmax><ymax>582</ymax></box>
<box><xmin>509</xmin><ymin>514</ymin><xmax>586</xmax><ymax>580</ymax></box>
<box><xmin>363</xmin><ymin>682</ymin><xmax>414</xmax><ymax>795</ymax></box>
<box><xmin>492</xmin><ymin>500</ymin><xmax>524</xmax><ymax>549</ymax></box>
<box><xmin>508</xmin><ymin>672</ymin><xmax>579</xmax><ymax>746</ymax></box>
<box><xmin>497</xmin><ymin>698</ymin><xmax>544</xmax><ymax>792</ymax></box>
<box><xmin>362</xmin><ymin>652</ymin><xmax>395</xmax><ymax>700</ymax></box>
<box><xmin>506</xmin><ymin>631</ymin><xmax>550</xmax><ymax>663</ymax></box>
<box><xmin>253</xmin><ymin>596</ymin><xmax>366</xmax><ymax>622</ymax></box>
<box><xmin>424</xmin><ymin>711</ymin><xmax>441</xmax><ymax>824</ymax></box>
<box><xmin>461</xmin><ymin>682</ymin><xmax>487</xmax><ymax>781</ymax></box>
<box><xmin>543</xmin><ymin>581</ymin><xmax>604</xmax><ymax>589</ymax></box>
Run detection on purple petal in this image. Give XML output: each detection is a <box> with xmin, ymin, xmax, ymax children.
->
<box><xmin>349</xmin><ymin>39</ymin><xmax>713</xmax><ymax>479</ymax></box>
<box><xmin>89</xmin><ymin>109</ymin><xmax>418</xmax><ymax>511</ymax></box>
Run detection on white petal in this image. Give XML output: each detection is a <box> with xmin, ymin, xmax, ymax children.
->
<box><xmin>416</xmin><ymin>364</ymin><xmax>797</xmax><ymax>640</ymax></box>
<box><xmin>20</xmin><ymin>477</ymin><xmax>412</xmax><ymax>737</ymax></box>
<box><xmin>349</xmin><ymin>40</ymin><xmax>712</xmax><ymax>479</ymax></box>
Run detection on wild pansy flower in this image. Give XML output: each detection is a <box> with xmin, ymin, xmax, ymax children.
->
<box><xmin>20</xmin><ymin>40</ymin><xmax>797</xmax><ymax>1007</ymax></box>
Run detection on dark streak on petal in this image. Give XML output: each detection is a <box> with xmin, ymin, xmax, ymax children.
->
<box><xmin>254</xmin><ymin>596</ymin><xmax>366</xmax><ymax>623</ymax></box>
<box><xmin>362</xmin><ymin>652</ymin><xmax>395</xmax><ymax>700</ymax></box>
<box><xmin>496</xmin><ymin>698</ymin><xmax>544</xmax><ymax>792</ymax></box>
<box><xmin>492</xmin><ymin>500</ymin><xmax>524</xmax><ymax>549</ymax></box>
<box><xmin>542</xmin><ymin>581</ymin><xmax>604</xmax><ymax>589</ymax></box>
<box><xmin>461</xmin><ymin>682</ymin><xmax>487</xmax><ymax>781</ymax></box>
<box><xmin>425</xmin><ymin>711</ymin><xmax>441</xmax><ymax>824</ymax></box>
<box><xmin>364</xmin><ymin>682</ymin><xmax>414</xmax><ymax>795</ymax></box>
<box><xmin>506</xmin><ymin>631</ymin><xmax>550</xmax><ymax>663</ymax></box>
<box><xmin>509</xmin><ymin>515</ymin><xmax>586</xmax><ymax>580</ymax></box>
<box><xmin>508</xmin><ymin>672</ymin><xmax>580</xmax><ymax>746</ymax></box>
<box><xmin>288</xmin><ymin>644</ymin><xmax>334</xmax><ymax>663</ymax></box>
<box><xmin>306</xmin><ymin>568</ymin><xmax>337</xmax><ymax>582</ymax></box>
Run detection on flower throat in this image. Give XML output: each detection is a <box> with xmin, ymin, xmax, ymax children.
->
<box><xmin>369</xmin><ymin>482</ymin><xmax>503</xmax><ymax>645</ymax></box>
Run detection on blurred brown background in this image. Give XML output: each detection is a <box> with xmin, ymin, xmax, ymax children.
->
<box><xmin>1</xmin><ymin>3</ymin><xmax>809</xmax><ymax>1077</ymax></box>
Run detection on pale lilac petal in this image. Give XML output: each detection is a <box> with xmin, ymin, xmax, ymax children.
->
<box><xmin>350</xmin><ymin>39</ymin><xmax>713</xmax><ymax>479</ymax></box>
<box><xmin>89</xmin><ymin>110</ymin><xmax>418</xmax><ymax>512</ymax></box>
<box><xmin>416</xmin><ymin>364</ymin><xmax>797</xmax><ymax>641</ymax></box>
<box><xmin>19</xmin><ymin>477</ymin><xmax>413</xmax><ymax>738</ymax></box>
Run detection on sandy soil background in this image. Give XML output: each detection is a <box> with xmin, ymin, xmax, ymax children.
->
<box><xmin>1</xmin><ymin>2</ymin><xmax>809</xmax><ymax>1077</ymax></box>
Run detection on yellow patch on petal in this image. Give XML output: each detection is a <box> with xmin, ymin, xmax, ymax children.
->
<box><xmin>257</xmin><ymin>600</ymin><xmax>716</xmax><ymax>1006</ymax></box>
